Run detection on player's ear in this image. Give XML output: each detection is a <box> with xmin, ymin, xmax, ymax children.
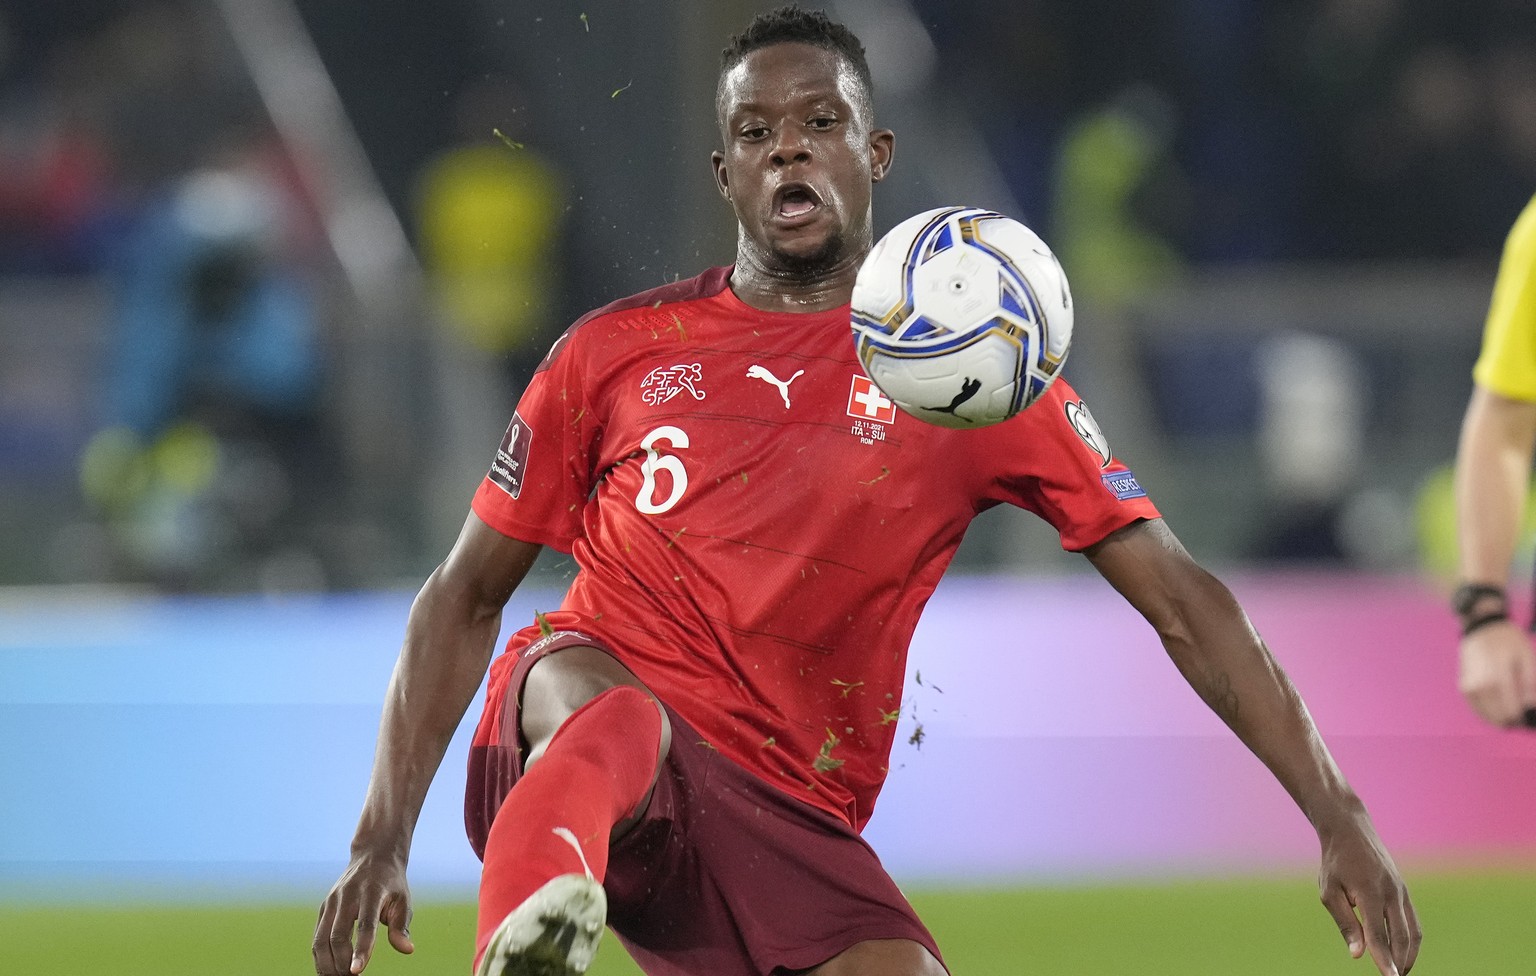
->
<box><xmin>869</xmin><ymin>128</ymin><xmax>894</xmax><ymax>184</ymax></box>
<box><xmin>711</xmin><ymin>150</ymin><xmax>731</xmax><ymax>200</ymax></box>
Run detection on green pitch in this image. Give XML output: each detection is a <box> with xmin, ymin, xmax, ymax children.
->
<box><xmin>2</xmin><ymin>870</ymin><xmax>1530</xmax><ymax>974</ymax></box>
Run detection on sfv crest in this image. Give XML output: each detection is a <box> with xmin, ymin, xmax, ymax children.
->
<box><xmin>641</xmin><ymin>363</ymin><xmax>706</xmax><ymax>405</ymax></box>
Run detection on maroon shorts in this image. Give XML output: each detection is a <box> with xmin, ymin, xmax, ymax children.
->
<box><xmin>464</xmin><ymin>630</ymin><xmax>945</xmax><ymax>976</ymax></box>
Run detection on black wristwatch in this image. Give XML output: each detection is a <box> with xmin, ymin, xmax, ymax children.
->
<box><xmin>1453</xmin><ymin>582</ymin><xmax>1510</xmax><ymax>636</ymax></box>
<box><xmin>1452</xmin><ymin>582</ymin><xmax>1507</xmax><ymax>617</ymax></box>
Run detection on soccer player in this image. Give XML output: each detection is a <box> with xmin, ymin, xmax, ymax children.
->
<box><xmin>1453</xmin><ymin>192</ymin><xmax>1536</xmax><ymax>728</ymax></box>
<box><xmin>314</xmin><ymin>7</ymin><xmax>1421</xmax><ymax>976</ymax></box>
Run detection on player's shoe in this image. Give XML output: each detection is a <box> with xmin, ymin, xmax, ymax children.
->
<box><xmin>475</xmin><ymin>873</ymin><xmax>607</xmax><ymax>976</ymax></box>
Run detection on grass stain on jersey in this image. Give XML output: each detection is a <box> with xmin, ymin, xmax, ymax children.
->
<box><xmin>813</xmin><ymin>729</ymin><xmax>846</xmax><ymax>772</ymax></box>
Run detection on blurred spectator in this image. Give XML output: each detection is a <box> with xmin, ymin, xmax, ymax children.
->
<box><xmin>1051</xmin><ymin>83</ymin><xmax>1189</xmax><ymax>310</ymax></box>
<box><xmin>0</xmin><ymin>34</ymin><xmax>117</xmax><ymax>273</ymax></box>
<box><xmin>407</xmin><ymin>74</ymin><xmax>568</xmax><ymax>544</ymax></box>
<box><xmin>0</xmin><ymin>0</ymin><xmax>255</xmax><ymax>274</ymax></box>
<box><xmin>1373</xmin><ymin>45</ymin><xmax>1501</xmax><ymax>257</ymax></box>
<box><xmin>413</xmin><ymin>74</ymin><xmax>567</xmax><ymax>394</ymax></box>
<box><xmin>87</xmin><ymin>1</ymin><xmax>250</xmax><ymax>206</ymax></box>
<box><xmin>1485</xmin><ymin>39</ymin><xmax>1536</xmax><ymax>208</ymax></box>
<box><xmin>910</xmin><ymin>0</ymin><xmax>1075</xmax><ymax>221</ymax></box>
<box><xmin>1281</xmin><ymin>0</ymin><xmax>1536</xmax><ymax>260</ymax></box>
<box><xmin>79</xmin><ymin>124</ymin><xmax>330</xmax><ymax>589</ymax></box>
<box><xmin>911</xmin><ymin>0</ymin><xmax>1536</xmax><ymax>265</ymax></box>
<box><xmin>1252</xmin><ymin>333</ymin><xmax>1368</xmax><ymax>561</ymax></box>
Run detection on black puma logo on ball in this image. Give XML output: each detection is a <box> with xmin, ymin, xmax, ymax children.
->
<box><xmin>926</xmin><ymin>377</ymin><xmax>982</xmax><ymax>422</ymax></box>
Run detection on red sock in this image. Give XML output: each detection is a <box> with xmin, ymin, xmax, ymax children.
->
<box><xmin>473</xmin><ymin>685</ymin><xmax>663</xmax><ymax>966</ymax></box>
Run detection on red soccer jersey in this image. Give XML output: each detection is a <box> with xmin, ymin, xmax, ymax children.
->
<box><xmin>471</xmin><ymin>266</ymin><xmax>1159</xmax><ymax>830</ymax></box>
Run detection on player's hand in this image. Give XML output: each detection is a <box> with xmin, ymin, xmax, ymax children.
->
<box><xmin>1316</xmin><ymin>810</ymin><xmax>1421</xmax><ymax>975</ymax></box>
<box><xmin>314</xmin><ymin>850</ymin><xmax>415</xmax><ymax>975</ymax></box>
<box><xmin>1459</xmin><ymin>620</ymin><xmax>1536</xmax><ymax>727</ymax></box>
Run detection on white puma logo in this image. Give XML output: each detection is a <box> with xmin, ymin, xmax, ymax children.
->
<box><xmin>746</xmin><ymin>365</ymin><xmax>805</xmax><ymax>408</ymax></box>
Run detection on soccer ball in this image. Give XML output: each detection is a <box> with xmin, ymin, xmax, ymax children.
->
<box><xmin>850</xmin><ymin>206</ymin><xmax>1073</xmax><ymax>428</ymax></box>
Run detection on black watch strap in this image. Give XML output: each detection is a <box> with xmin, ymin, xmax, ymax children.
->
<box><xmin>1461</xmin><ymin>609</ymin><xmax>1510</xmax><ymax>637</ymax></box>
<box><xmin>1452</xmin><ymin>582</ymin><xmax>1507</xmax><ymax>617</ymax></box>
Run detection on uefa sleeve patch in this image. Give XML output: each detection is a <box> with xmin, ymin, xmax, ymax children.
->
<box><xmin>1101</xmin><ymin>469</ymin><xmax>1147</xmax><ymax>501</ymax></box>
<box><xmin>489</xmin><ymin>412</ymin><xmax>533</xmax><ymax>499</ymax></box>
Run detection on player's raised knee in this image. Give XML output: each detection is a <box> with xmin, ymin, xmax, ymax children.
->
<box><xmin>521</xmin><ymin>646</ymin><xmax>666</xmax><ymax>758</ymax></box>
<box><xmin>523</xmin><ymin>678</ymin><xmax>670</xmax><ymax>776</ymax></box>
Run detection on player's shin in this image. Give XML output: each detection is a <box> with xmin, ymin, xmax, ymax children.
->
<box><xmin>474</xmin><ymin>685</ymin><xmax>664</xmax><ymax>970</ymax></box>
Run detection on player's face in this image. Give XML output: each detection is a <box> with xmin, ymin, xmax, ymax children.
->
<box><xmin>712</xmin><ymin>44</ymin><xmax>894</xmax><ymax>278</ymax></box>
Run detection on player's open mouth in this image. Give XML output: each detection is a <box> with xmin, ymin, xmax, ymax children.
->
<box><xmin>774</xmin><ymin>183</ymin><xmax>822</xmax><ymax>219</ymax></box>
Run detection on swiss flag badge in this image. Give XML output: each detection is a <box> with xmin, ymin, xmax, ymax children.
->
<box><xmin>846</xmin><ymin>374</ymin><xmax>897</xmax><ymax>423</ymax></box>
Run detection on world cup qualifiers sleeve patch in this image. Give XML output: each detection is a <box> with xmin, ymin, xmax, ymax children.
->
<box><xmin>489</xmin><ymin>411</ymin><xmax>533</xmax><ymax>498</ymax></box>
<box><xmin>1101</xmin><ymin>469</ymin><xmax>1147</xmax><ymax>500</ymax></box>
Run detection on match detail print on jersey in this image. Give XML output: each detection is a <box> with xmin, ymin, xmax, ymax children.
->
<box><xmin>746</xmin><ymin>365</ymin><xmax>805</xmax><ymax>408</ymax></box>
<box><xmin>845</xmin><ymin>374</ymin><xmax>895</xmax><ymax>446</ymax></box>
<box><xmin>489</xmin><ymin>412</ymin><xmax>533</xmax><ymax>499</ymax></box>
<box><xmin>641</xmin><ymin>364</ymin><xmax>707</xmax><ymax>406</ymax></box>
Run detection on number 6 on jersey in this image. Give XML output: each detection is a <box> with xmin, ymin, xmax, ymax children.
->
<box><xmin>635</xmin><ymin>426</ymin><xmax>690</xmax><ymax>515</ymax></box>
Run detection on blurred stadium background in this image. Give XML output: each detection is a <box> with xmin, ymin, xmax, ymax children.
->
<box><xmin>2</xmin><ymin>0</ymin><xmax>1534</xmax><ymax>973</ymax></box>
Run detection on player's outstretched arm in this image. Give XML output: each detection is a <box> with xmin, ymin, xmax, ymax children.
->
<box><xmin>1453</xmin><ymin>384</ymin><xmax>1536</xmax><ymax>727</ymax></box>
<box><xmin>313</xmin><ymin>513</ymin><xmax>543</xmax><ymax>976</ymax></box>
<box><xmin>1084</xmin><ymin>518</ymin><xmax>1421</xmax><ymax>976</ymax></box>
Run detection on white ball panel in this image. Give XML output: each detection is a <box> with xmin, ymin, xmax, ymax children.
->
<box><xmin>850</xmin><ymin>207</ymin><xmax>1073</xmax><ymax>428</ymax></box>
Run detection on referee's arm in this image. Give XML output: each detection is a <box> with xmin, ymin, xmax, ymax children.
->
<box><xmin>1453</xmin><ymin>383</ymin><xmax>1536</xmax><ymax>726</ymax></box>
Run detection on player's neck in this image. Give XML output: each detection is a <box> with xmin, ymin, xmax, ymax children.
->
<box><xmin>729</xmin><ymin>250</ymin><xmax>860</xmax><ymax>313</ymax></box>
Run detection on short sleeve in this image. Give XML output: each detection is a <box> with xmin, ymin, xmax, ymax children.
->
<box><xmin>1474</xmin><ymin>195</ymin><xmax>1536</xmax><ymax>402</ymax></box>
<box><xmin>986</xmin><ymin>380</ymin><xmax>1161</xmax><ymax>551</ymax></box>
<box><xmin>471</xmin><ymin>326</ymin><xmax>603</xmax><ymax>551</ymax></box>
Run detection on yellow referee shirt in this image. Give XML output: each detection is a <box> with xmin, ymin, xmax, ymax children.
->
<box><xmin>1474</xmin><ymin>194</ymin><xmax>1536</xmax><ymax>401</ymax></box>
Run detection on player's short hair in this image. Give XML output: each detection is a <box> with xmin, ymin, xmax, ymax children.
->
<box><xmin>717</xmin><ymin>5</ymin><xmax>874</xmax><ymax>119</ymax></box>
